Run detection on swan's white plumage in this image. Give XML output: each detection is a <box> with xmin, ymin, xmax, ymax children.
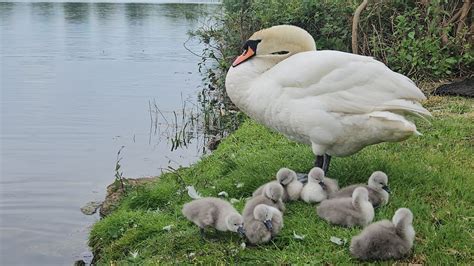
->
<box><xmin>226</xmin><ymin>38</ymin><xmax>430</xmax><ymax>156</ymax></box>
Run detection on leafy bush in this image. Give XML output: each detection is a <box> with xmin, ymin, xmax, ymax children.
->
<box><xmin>359</xmin><ymin>0</ymin><xmax>473</xmax><ymax>80</ymax></box>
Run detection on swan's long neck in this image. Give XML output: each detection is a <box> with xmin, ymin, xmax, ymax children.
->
<box><xmin>225</xmin><ymin>57</ymin><xmax>279</xmax><ymax>112</ymax></box>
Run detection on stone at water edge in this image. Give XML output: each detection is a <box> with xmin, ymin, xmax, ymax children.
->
<box><xmin>73</xmin><ymin>251</ymin><xmax>94</xmax><ymax>266</ymax></box>
<box><xmin>80</xmin><ymin>201</ymin><xmax>102</xmax><ymax>215</ymax></box>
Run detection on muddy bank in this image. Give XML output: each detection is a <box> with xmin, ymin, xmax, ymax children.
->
<box><xmin>100</xmin><ymin>177</ymin><xmax>157</xmax><ymax>217</ymax></box>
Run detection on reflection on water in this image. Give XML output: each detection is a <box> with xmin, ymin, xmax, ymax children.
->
<box><xmin>0</xmin><ymin>2</ymin><xmax>217</xmax><ymax>265</ymax></box>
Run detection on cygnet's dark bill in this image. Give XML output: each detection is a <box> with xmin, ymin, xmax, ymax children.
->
<box><xmin>264</xmin><ymin>220</ymin><xmax>273</xmax><ymax>230</ymax></box>
<box><xmin>237</xmin><ymin>226</ymin><xmax>245</xmax><ymax>236</ymax></box>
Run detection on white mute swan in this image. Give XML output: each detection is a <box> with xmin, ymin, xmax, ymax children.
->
<box><xmin>225</xmin><ymin>25</ymin><xmax>431</xmax><ymax>173</ymax></box>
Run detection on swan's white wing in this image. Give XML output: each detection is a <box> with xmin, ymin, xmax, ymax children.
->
<box><xmin>257</xmin><ymin>50</ymin><xmax>430</xmax><ymax>116</ymax></box>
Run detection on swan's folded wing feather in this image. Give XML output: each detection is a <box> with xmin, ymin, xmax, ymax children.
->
<box><xmin>259</xmin><ymin>50</ymin><xmax>430</xmax><ymax>116</ymax></box>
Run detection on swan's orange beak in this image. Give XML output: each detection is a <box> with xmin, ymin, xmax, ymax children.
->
<box><xmin>232</xmin><ymin>47</ymin><xmax>255</xmax><ymax>67</ymax></box>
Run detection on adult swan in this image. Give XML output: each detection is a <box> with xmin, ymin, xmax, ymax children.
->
<box><xmin>225</xmin><ymin>25</ymin><xmax>431</xmax><ymax>173</ymax></box>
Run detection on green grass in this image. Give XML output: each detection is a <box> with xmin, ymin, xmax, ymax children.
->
<box><xmin>89</xmin><ymin>96</ymin><xmax>474</xmax><ymax>264</ymax></box>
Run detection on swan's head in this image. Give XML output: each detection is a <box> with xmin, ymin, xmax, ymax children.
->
<box><xmin>368</xmin><ymin>171</ymin><xmax>390</xmax><ymax>193</ymax></box>
<box><xmin>264</xmin><ymin>182</ymin><xmax>284</xmax><ymax>202</ymax></box>
<box><xmin>226</xmin><ymin>213</ymin><xmax>245</xmax><ymax>236</ymax></box>
<box><xmin>308</xmin><ymin>167</ymin><xmax>326</xmax><ymax>188</ymax></box>
<box><xmin>276</xmin><ymin>167</ymin><xmax>297</xmax><ymax>186</ymax></box>
<box><xmin>232</xmin><ymin>25</ymin><xmax>316</xmax><ymax>67</ymax></box>
<box><xmin>392</xmin><ymin>208</ymin><xmax>413</xmax><ymax>227</ymax></box>
<box><xmin>254</xmin><ymin>204</ymin><xmax>275</xmax><ymax>231</ymax></box>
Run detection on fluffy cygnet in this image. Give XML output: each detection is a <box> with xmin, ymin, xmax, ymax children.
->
<box><xmin>244</xmin><ymin>182</ymin><xmax>285</xmax><ymax>221</ymax></box>
<box><xmin>182</xmin><ymin>197</ymin><xmax>244</xmax><ymax>236</ymax></box>
<box><xmin>253</xmin><ymin>168</ymin><xmax>303</xmax><ymax>201</ymax></box>
<box><xmin>300</xmin><ymin>167</ymin><xmax>339</xmax><ymax>203</ymax></box>
<box><xmin>317</xmin><ymin>187</ymin><xmax>374</xmax><ymax>227</ymax></box>
<box><xmin>329</xmin><ymin>171</ymin><xmax>390</xmax><ymax>207</ymax></box>
<box><xmin>350</xmin><ymin>208</ymin><xmax>415</xmax><ymax>260</ymax></box>
<box><xmin>244</xmin><ymin>204</ymin><xmax>284</xmax><ymax>244</ymax></box>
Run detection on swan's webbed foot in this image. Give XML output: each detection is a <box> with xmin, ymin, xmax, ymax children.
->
<box><xmin>296</xmin><ymin>173</ymin><xmax>308</xmax><ymax>183</ymax></box>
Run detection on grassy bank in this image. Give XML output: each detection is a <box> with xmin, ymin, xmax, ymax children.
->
<box><xmin>89</xmin><ymin>96</ymin><xmax>473</xmax><ymax>264</ymax></box>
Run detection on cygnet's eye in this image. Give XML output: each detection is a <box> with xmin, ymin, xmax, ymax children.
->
<box><xmin>271</xmin><ymin>51</ymin><xmax>289</xmax><ymax>55</ymax></box>
<box><xmin>379</xmin><ymin>182</ymin><xmax>384</xmax><ymax>185</ymax></box>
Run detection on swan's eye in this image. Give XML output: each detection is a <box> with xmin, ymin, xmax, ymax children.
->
<box><xmin>271</xmin><ymin>51</ymin><xmax>289</xmax><ymax>55</ymax></box>
<box><xmin>242</xmin><ymin>39</ymin><xmax>261</xmax><ymax>52</ymax></box>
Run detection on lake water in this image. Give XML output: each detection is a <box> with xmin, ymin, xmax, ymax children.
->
<box><xmin>0</xmin><ymin>2</ymin><xmax>218</xmax><ymax>264</ymax></box>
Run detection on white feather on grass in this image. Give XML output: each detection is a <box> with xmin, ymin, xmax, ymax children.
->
<box><xmin>230</xmin><ymin>198</ymin><xmax>240</xmax><ymax>204</ymax></box>
<box><xmin>186</xmin><ymin>186</ymin><xmax>202</xmax><ymax>199</ymax></box>
<box><xmin>162</xmin><ymin>225</ymin><xmax>173</xmax><ymax>232</ymax></box>
<box><xmin>330</xmin><ymin>236</ymin><xmax>346</xmax><ymax>245</ymax></box>
<box><xmin>130</xmin><ymin>250</ymin><xmax>139</xmax><ymax>259</ymax></box>
<box><xmin>293</xmin><ymin>231</ymin><xmax>306</xmax><ymax>240</ymax></box>
<box><xmin>218</xmin><ymin>191</ymin><xmax>229</xmax><ymax>197</ymax></box>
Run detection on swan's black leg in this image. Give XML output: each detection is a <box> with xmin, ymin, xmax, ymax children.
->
<box><xmin>297</xmin><ymin>155</ymin><xmax>326</xmax><ymax>183</ymax></box>
<box><xmin>315</xmin><ymin>155</ymin><xmax>324</xmax><ymax>168</ymax></box>
<box><xmin>322</xmin><ymin>154</ymin><xmax>331</xmax><ymax>174</ymax></box>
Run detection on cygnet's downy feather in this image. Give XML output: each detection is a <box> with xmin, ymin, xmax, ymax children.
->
<box><xmin>329</xmin><ymin>171</ymin><xmax>390</xmax><ymax>207</ymax></box>
<box><xmin>300</xmin><ymin>167</ymin><xmax>339</xmax><ymax>203</ymax></box>
<box><xmin>244</xmin><ymin>204</ymin><xmax>283</xmax><ymax>244</ymax></box>
<box><xmin>182</xmin><ymin>197</ymin><xmax>244</xmax><ymax>235</ymax></box>
<box><xmin>317</xmin><ymin>187</ymin><xmax>374</xmax><ymax>227</ymax></box>
<box><xmin>244</xmin><ymin>183</ymin><xmax>286</xmax><ymax>221</ymax></box>
<box><xmin>253</xmin><ymin>168</ymin><xmax>303</xmax><ymax>201</ymax></box>
<box><xmin>350</xmin><ymin>208</ymin><xmax>415</xmax><ymax>260</ymax></box>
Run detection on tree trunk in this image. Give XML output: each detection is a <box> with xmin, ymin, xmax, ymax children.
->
<box><xmin>456</xmin><ymin>0</ymin><xmax>472</xmax><ymax>37</ymax></box>
<box><xmin>352</xmin><ymin>0</ymin><xmax>369</xmax><ymax>54</ymax></box>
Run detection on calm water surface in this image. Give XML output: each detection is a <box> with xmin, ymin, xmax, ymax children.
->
<box><xmin>0</xmin><ymin>2</ymin><xmax>216</xmax><ymax>264</ymax></box>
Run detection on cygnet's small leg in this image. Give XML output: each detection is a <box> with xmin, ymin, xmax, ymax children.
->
<box><xmin>322</xmin><ymin>154</ymin><xmax>331</xmax><ymax>174</ymax></box>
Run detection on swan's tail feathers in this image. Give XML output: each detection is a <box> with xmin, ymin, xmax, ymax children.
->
<box><xmin>369</xmin><ymin>111</ymin><xmax>420</xmax><ymax>136</ymax></box>
<box><xmin>375</xmin><ymin>99</ymin><xmax>432</xmax><ymax>119</ymax></box>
